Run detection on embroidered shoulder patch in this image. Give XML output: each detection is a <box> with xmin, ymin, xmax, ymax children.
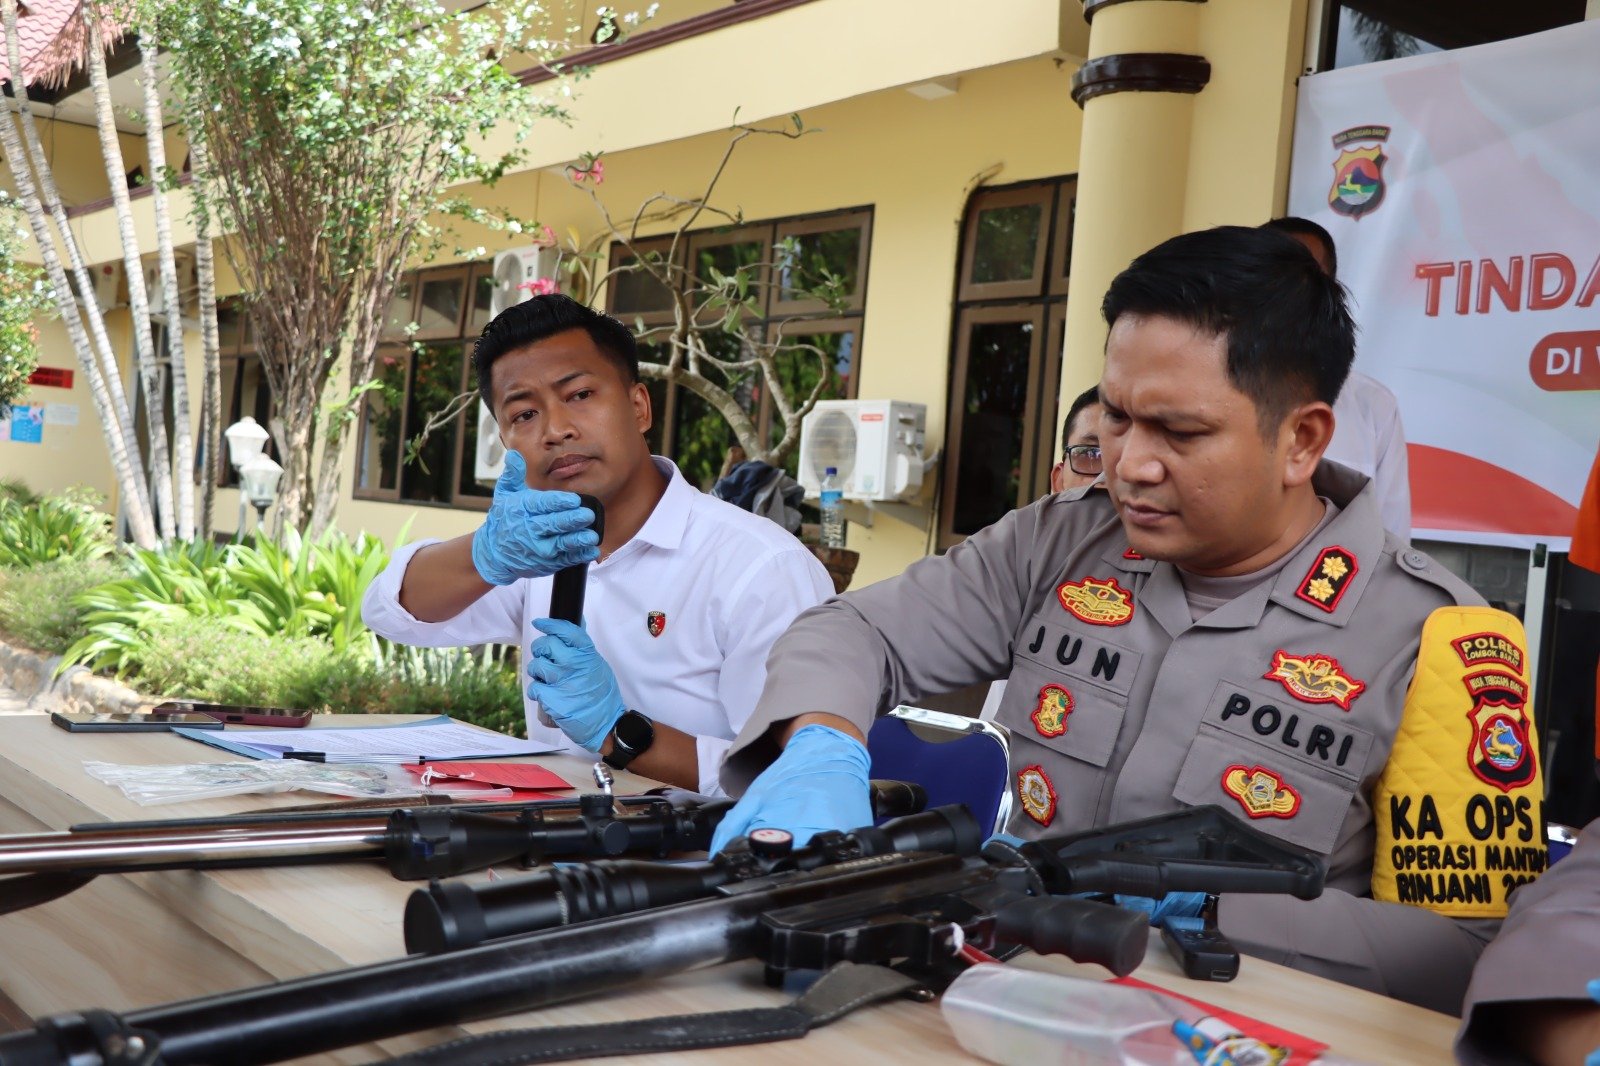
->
<box><xmin>1031</xmin><ymin>684</ymin><xmax>1074</xmax><ymax>738</ymax></box>
<box><xmin>1452</xmin><ymin>632</ymin><xmax>1524</xmax><ymax>673</ymax></box>
<box><xmin>1057</xmin><ymin>576</ymin><xmax>1135</xmax><ymax>627</ymax></box>
<box><xmin>1017</xmin><ymin>765</ymin><xmax>1058</xmax><ymax>826</ymax></box>
<box><xmin>1464</xmin><ymin>671</ymin><xmax>1536</xmax><ymax>792</ymax></box>
<box><xmin>1222</xmin><ymin>764</ymin><xmax>1301</xmax><ymax>819</ymax></box>
<box><xmin>1263</xmin><ymin>650</ymin><xmax>1365</xmax><ymax>711</ymax></box>
<box><xmin>1294</xmin><ymin>546</ymin><xmax>1358</xmax><ymax>613</ymax></box>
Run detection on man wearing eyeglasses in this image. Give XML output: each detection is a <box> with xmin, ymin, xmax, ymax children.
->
<box><xmin>1051</xmin><ymin>386</ymin><xmax>1105</xmax><ymax>493</ymax></box>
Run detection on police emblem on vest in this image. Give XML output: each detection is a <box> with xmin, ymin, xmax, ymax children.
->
<box><xmin>1464</xmin><ymin>671</ymin><xmax>1535</xmax><ymax>792</ymax></box>
<box><xmin>1056</xmin><ymin>577</ymin><xmax>1134</xmax><ymax>626</ymax></box>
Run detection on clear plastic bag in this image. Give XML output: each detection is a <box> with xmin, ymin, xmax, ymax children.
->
<box><xmin>83</xmin><ymin>760</ymin><xmax>428</xmax><ymax>805</ymax></box>
<box><xmin>941</xmin><ymin>964</ymin><xmax>1368</xmax><ymax>1066</ymax></box>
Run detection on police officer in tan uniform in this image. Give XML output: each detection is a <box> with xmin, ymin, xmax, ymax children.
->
<box><xmin>710</xmin><ymin>227</ymin><xmax>1546</xmax><ymax>1015</ymax></box>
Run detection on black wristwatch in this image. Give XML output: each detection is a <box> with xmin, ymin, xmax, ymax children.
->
<box><xmin>602</xmin><ymin>710</ymin><xmax>655</xmax><ymax>770</ymax></box>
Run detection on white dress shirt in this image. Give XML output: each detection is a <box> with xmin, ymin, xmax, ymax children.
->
<box><xmin>1326</xmin><ymin>370</ymin><xmax>1412</xmax><ymax>541</ymax></box>
<box><xmin>362</xmin><ymin>457</ymin><xmax>835</xmax><ymax>795</ymax></box>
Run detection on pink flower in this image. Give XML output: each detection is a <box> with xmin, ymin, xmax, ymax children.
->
<box><xmin>587</xmin><ymin>160</ymin><xmax>604</xmax><ymax>184</ymax></box>
<box><xmin>518</xmin><ymin>277</ymin><xmax>559</xmax><ymax>296</ymax></box>
<box><xmin>532</xmin><ymin>224</ymin><xmax>557</xmax><ymax>249</ymax></box>
<box><xmin>565</xmin><ymin>157</ymin><xmax>605</xmax><ymax>185</ymax></box>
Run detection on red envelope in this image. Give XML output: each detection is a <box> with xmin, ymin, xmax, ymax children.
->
<box><xmin>403</xmin><ymin>762</ymin><xmax>576</xmax><ymax>792</ymax></box>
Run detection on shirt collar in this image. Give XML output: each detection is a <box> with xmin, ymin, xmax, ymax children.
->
<box><xmin>617</xmin><ymin>456</ymin><xmax>694</xmax><ymax>554</ymax></box>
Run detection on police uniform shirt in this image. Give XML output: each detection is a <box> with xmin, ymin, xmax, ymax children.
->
<box><xmin>1325</xmin><ymin>371</ymin><xmax>1411</xmax><ymax>541</ymax></box>
<box><xmin>363</xmin><ymin>457</ymin><xmax>835</xmax><ymax>796</ymax></box>
<box><xmin>725</xmin><ymin>462</ymin><xmax>1492</xmax><ymax>1012</ymax></box>
<box><xmin>1456</xmin><ymin>819</ymin><xmax>1600</xmax><ymax>1065</ymax></box>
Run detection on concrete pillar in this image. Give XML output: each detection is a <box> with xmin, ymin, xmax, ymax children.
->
<box><xmin>1056</xmin><ymin>0</ymin><xmax>1309</xmax><ymax>448</ymax></box>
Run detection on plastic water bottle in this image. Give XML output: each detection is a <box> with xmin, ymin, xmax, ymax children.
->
<box><xmin>820</xmin><ymin>466</ymin><xmax>845</xmax><ymax>548</ymax></box>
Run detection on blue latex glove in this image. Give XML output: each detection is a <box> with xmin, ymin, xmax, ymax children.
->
<box><xmin>1115</xmin><ymin>891</ymin><xmax>1209</xmax><ymax>925</ymax></box>
<box><xmin>709</xmin><ymin>725</ymin><xmax>873</xmax><ymax>854</ymax></box>
<box><xmin>525</xmin><ymin>618</ymin><xmax>625</xmax><ymax>753</ymax></box>
<box><xmin>471</xmin><ymin>451</ymin><xmax>599</xmax><ymax>585</ymax></box>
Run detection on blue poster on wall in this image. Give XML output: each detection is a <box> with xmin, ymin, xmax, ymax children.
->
<box><xmin>8</xmin><ymin>405</ymin><xmax>43</xmax><ymax>444</ymax></box>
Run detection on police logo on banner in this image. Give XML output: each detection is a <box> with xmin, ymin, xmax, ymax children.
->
<box><xmin>1329</xmin><ymin>125</ymin><xmax>1390</xmax><ymax>219</ymax></box>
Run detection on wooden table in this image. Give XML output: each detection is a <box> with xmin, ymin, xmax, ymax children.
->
<box><xmin>0</xmin><ymin>714</ymin><xmax>1461</xmax><ymax>1064</ymax></box>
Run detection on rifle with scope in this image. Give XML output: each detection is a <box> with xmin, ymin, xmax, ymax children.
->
<box><xmin>0</xmin><ymin>771</ymin><xmax>927</xmax><ymax>915</ymax></box>
<box><xmin>0</xmin><ymin>803</ymin><xmax>1324</xmax><ymax>1066</ymax></box>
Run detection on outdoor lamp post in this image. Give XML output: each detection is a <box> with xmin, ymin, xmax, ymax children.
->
<box><xmin>239</xmin><ymin>452</ymin><xmax>285</xmax><ymax>532</ymax></box>
<box><xmin>224</xmin><ymin>416</ymin><xmax>271</xmax><ymax>536</ymax></box>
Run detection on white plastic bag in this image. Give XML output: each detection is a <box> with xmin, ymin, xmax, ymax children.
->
<box><xmin>941</xmin><ymin>964</ymin><xmax>1369</xmax><ymax>1066</ymax></box>
<box><xmin>83</xmin><ymin>760</ymin><xmax>426</xmax><ymax>805</ymax></box>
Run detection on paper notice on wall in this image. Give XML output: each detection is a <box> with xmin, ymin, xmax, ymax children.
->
<box><xmin>7</xmin><ymin>406</ymin><xmax>43</xmax><ymax>444</ymax></box>
<box><xmin>43</xmin><ymin>403</ymin><xmax>79</xmax><ymax>427</ymax></box>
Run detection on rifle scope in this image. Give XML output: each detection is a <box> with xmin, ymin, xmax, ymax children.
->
<box><xmin>405</xmin><ymin>803</ymin><xmax>981</xmax><ymax>954</ymax></box>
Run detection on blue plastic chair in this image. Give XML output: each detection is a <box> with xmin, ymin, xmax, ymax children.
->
<box><xmin>867</xmin><ymin>706</ymin><xmax>1012</xmax><ymax>836</ymax></box>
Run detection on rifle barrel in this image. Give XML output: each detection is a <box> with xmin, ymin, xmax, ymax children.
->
<box><xmin>0</xmin><ymin>823</ymin><xmax>389</xmax><ymax>875</ymax></box>
<box><xmin>0</xmin><ymin>852</ymin><xmax>952</xmax><ymax>1066</ymax></box>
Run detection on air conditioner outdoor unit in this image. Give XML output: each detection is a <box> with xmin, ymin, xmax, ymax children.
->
<box><xmin>89</xmin><ymin>262</ymin><xmax>120</xmax><ymax>311</ymax></box>
<box><xmin>474</xmin><ymin>245</ymin><xmax>560</xmax><ymax>481</ymax></box>
<box><xmin>797</xmin><ymin>399</ymin><xmax>928</xmax><ymax>503</ymax></box>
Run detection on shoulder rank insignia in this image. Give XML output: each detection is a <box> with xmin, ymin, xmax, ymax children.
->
<box><xmin>1452</xmin><ymin>632</ymin><xmax>1524</xmax><ymax>673</ymax></box>
<box><xmin>1017</xmin><ymin>765</ymin><xmax>1058</xmax><ymax>826</ymax></box>
<box><xmin>1294</xmin><ymin>546</ymin><xmax>1358</xmax><ymax>613</ymax></box>
<box><xmin>1222</xmin><ymin>764</ymin><xmax>1301</xmax><ymax>819</ymax></box>
<box><xmin>1057</xmin><ymin>576</ymin><xmax>1134</xmax><ymax>627</ymax></box>
<box><xmin>1465</xmin><ymin>670</ymin><xmax>1536</xmax><ymax>792</ymax></box>
<box><xmin>1030</xmin><ymin>684</ymin><xmax>1074</xmax><ymax>738</ymax></box>
<box><xmin>1263</xmin><ymin>650</ymin><xmax>1365</xmax><ymax>711</ymax></box>
<box><xmin>646</xmin><ymin>611</ymin><xmax>667</xmax><ymax>638</ymax></box>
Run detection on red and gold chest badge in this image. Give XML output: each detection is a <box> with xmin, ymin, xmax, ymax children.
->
<box><xmin>1294</xmin><ymin>546</ymin><xmax>1358</xmax><ymax>613</ymax></box>
<box><xmin>1464</xmin><ymin>670</ymin><xmax>1536</xmax><ymax>792</ymax></box>
<box><xmin>646</xmin><ymin>611</ymin><xmax>667</xmax><ymax>638</ymax></box>
<box><xmin>1057</xmin><ymin>576</ymin><xmax>1134</xmax><ymax>627</ymax></box>
<box><xmin>1030</xmin><ymin>684</ymin><xmax>1074</xmax><ymax>738</ymax></box>
<box><xmin>1017</xmin><ymin>765</ymin><xmax>1058</xmax><ymax>826</ymax></box>
<box><xmin>1222</xmin><ymin>765</ymin><xmax>1301</xmax><ymax>819</ymax></box>
<box><xmin>1263</xmin><ymin>650</ymin><xmax>1366</xmax><ymax>711</ymax></box>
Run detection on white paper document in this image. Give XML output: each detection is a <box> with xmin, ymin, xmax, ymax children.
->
<box><xmin>173</xmin><ymin>715</ymin><xmax>558</xmax><ymax>761</ymax></box>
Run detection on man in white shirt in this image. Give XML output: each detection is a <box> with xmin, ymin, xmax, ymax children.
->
<box><xmin>1263</xmin><ymin>217</ymin><xmax>1412</xmax><ymax>540</ymax></box>
<box><xmin>361</xmin><ymin>294</ymin><xmax>834</xmax><ymax>794</ymax></box>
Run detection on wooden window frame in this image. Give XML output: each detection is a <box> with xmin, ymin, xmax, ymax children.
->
<box><xmin>606</xmin><ymin>236</ymin><xmax>682</xmax><ymax>332</ymax></box>
<box><xmin>448</xmin><ymin>347</ymin><xmax>494</xmax><ymax>512</ymax></box>
<box><xmin>1048</xmin><ymin>180</ymin><xmax>1078</xmax><ymax>298</ymax></box>
<box><xmin>1032</xmin><ymin>304</ymin><xmax>1069</xmax><ymax>497</ymax></box>
<box><xmin>411</xmin><ymin>265</ymin><xmax>472</xmax><ymax>342</ymax></box>
<box><xmin>351</xmin><ymin>344</ymin><xmax>411</xmax><ymax>503</ymax></box>
<box><xmin>464</xmin><ymin>262</ymin><xmax>499</xmax><ymax>340</ymax></box>
<box><xmin>770</xmin><ymin>210</ymin><xmax>872</xmax><ymax>316</ymax></box>
<box><xmin>381</xmin><ymin>275</ymin><xmax>418</xmax><ymax>342</ymax></box>
<box><xmin>754</xmin><ymin>315</ymin><xmax>863</xmax><ymax>445</ymax></box>
<box><xmin>937</xmin><ymin>304</ymin><xmax>1046</xmax><ymax>550</ymax></box>
<box><xmin>686</xmin><ymin>224</ymin><xmax>775</xmax><ymax>326</ymax></box>
<box><xmin>957</xmin><ymin>184</ymin><xmax>1053</xmax><ymax>303</ymax></box>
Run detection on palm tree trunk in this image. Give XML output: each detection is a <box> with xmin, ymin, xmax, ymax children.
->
<box><xmin>189</xmin><ymin>133</ymin><xmax>222</xmax><ymax>543</ymax></box>
<box><xmin>139</xmin><ymin>28</ymin><xmax>196</xmax><ymax>541</ymax></box>
<box><xmin>0</xmin><ymin>0</ymin><xmax>157</xmax><ymax>547</ymax></box>
<box><xmin>85</xmin><ymin>9</ymin><xmax>176</xmax><ymax>541</ymax></box>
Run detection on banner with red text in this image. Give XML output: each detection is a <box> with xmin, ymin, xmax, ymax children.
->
<box><xmin>1288</xmin><ymin>22</ymin><xmax>1600</xmax><ymax>549</ymax></box>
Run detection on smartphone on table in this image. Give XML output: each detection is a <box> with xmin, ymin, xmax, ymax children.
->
<box><xmin>51</xmin><ymin>710</ymin><xmax>225</xmax><ymax>733</ymax></box>
<box><xmin>151</xmin><ymin>700</ymin><xmax>314</xmax><ymax>728</ymax></box>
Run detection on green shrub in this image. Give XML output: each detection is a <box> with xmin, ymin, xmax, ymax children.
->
<box><xmin>0</xmin><ymin>557</ymin><xmax>125</xmax><ymax>652</ymax></box>
<box><xmin>0</xmin><ymin>490</ymin><xmax>114</xmax><ymax>569</ymax></box>
<box><xmin>63</xmin><ymin>528</ymin><xmax>394</xmax><ymax>675</ymax></box>
<box><xmin>104</xmin><ymin>617</ymin><xmax>524</xmax><ymax>737</ymax></box>
<box><xmin>134</xmin><ymin>616</ymin><xmax>348</xmax><ymax>707</ymax></box>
